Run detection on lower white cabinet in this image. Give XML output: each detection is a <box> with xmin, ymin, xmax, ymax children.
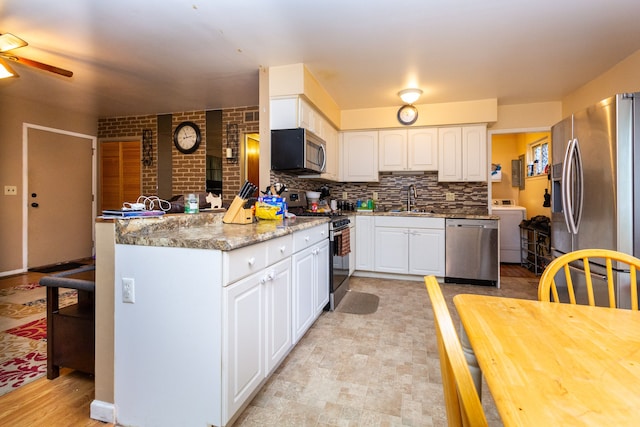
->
<box><xmin>292</xmin><ymin>238</ymin><xmax>329</xmax><ymax>344</ymax></box>
<box><xmin>373</xmin><ymin>216</ymin><xmax>445</xmax><ymax>276</ymax></box>
<box><xmin>355</xmin><ymin>215</ymin><xmax>375</xmax><ymax>271</ymax></box>
<box><xmin>223</xmin><ymin>258</ymin><xmax>292</xmax><ymax>418</ymax></box>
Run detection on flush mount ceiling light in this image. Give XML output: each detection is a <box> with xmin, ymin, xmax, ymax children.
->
<box><xmin>398</xmin><ymin>88</ymin><xmax>423</xmax><ymax>105</ymax></box>
<box><xmin>0</xmin><ymin>58</ymin><xmax>18</xmax><ymax>79</ymax></box>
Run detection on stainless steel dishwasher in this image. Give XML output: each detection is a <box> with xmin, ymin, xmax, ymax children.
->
<box><xmin>445</xmin><ymin>218</ymin><xmax>499</xmax><ymax>286</ymax></box>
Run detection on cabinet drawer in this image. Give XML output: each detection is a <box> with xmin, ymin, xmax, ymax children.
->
<box><xmin>375</xmin><ymin>216</ymin><xmax>444</xmax><ymax>229</ymax></box>
<box><xmin>223</xmin><ymin>242</ymin><xmax>267</xmax><ymax>285</ymax></box>
<box><xmin>266</xmin><ymin>235</ymin><xmax>293</xmax><ymax>265</ymax></box>
<box><xmin>293</xmin><ymin>224</ymin><xmax>328</xmax><ymax>251</ymax></box>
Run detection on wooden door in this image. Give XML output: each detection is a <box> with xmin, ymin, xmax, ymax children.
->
<box><xmin>27</xmin><ymin>127</ymin><xmax>94</xmax><ymax>268</ymax></box>
<box><xmin>245</xmin><ymin>134</ymin><xmax>260</xmax><ymax>190</ymax></box>
<box><xmin>100</xmin><ymin>141</ymin><xmax>141</xmax><ymax>210</ymax></box>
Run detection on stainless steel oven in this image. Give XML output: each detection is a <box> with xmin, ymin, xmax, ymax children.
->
<box><xmin>329</xmin><ymin>216</ymin><xmax>351</xmax><ymax>310</ymax></box>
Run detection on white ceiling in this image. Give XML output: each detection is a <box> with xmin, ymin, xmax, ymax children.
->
<box><xmin>2</xmin><ymin>0</ymin><xmax>640</xmax><ymax>119</ymax></box>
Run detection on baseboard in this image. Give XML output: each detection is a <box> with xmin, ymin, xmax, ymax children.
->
<box><xmin>90</xmin><ymin>400</ymin><xmax>115</xmax><ymax>423</ymax></box>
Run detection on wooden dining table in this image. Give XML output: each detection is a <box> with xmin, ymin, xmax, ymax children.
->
<box><xmin>453</xmin><ymin>294</ymin><xmax>640</xmax><ymax>426</ymax></box>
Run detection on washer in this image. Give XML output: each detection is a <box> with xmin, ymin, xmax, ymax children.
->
<box><xmin>492</xmin><ymin>200</ymin><xmax>527</xmax><ymax>264</ymax></box>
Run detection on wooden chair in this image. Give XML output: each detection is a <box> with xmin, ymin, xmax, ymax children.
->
<box><xmin>538</xmin><ymin>248</ymin><xmax>640</xmax><ymax>309</ymax></box>
<box><xmin>424</xmin><ymin>276</ymin><xmax>488</xmax><ymax>427</ymax></box>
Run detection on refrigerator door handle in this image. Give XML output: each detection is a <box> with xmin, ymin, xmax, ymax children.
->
<box><xmin>564</xmin><ymin>138</ymin><xmax>583</xmax><ymax>235</ymax></box>
<box><xmin>572</xmin><ymin>137</ymin><xmax>584</xmax><ymax>233</ymax></box>
<box><xmin>561</xmin><ymin>139</ymin><xmax>572</xmax><ymax>233</ymax></box>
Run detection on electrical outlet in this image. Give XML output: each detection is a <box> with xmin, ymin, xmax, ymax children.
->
<box><xmin>342</xmin><ymin>191</ymin><xmax>348</xmax><ymax>199</ymax></box>
<box><xmin>122</xmin><ymin>278</ymin><xmax>135</xmax><ymax>303</ymax></box>
<box><xmin>372</xmin><ymin>192</ymin><xmax>378</xmax><ymax>200</ymax></box>
<box><xmin>4</xmin><ymin>185</ymin><xmax>17</xmax><ymax>196</ymax></box>
<box><xmin>446</xmin><ymin>192</ymin><xmax>456</xmax><ymax>201</ymax></box>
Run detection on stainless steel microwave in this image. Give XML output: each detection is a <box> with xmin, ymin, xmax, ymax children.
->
<box><xmin>271</xmin><ymin>128</ymin><xmax>326</xmax><ymax>174</ymax></box>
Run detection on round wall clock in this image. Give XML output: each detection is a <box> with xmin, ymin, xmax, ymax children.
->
<box><xmin>173</xmin><ymin>121</ymin><xmax>201</xmax><ymax>154</ymax></box>
<box><xmin>397</xmin><ymin>104</ymin><xmax>418</xmax><ymax>125</ymax></box>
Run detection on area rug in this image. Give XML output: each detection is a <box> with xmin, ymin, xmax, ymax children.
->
<box><xmin>335</xmin><ymin>290</ymin><xmax>379</xmax><ymax>315</ymax></box>
<box><xmin>0</xmin><ymin>282</ymin><xmax>76</xmax><ymax>397</ymax></box>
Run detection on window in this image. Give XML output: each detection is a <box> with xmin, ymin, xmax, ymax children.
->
<box><xmin>527</xmin><ymin>139</ymin><xmax>549</xmax><ymax>177</ymax></box>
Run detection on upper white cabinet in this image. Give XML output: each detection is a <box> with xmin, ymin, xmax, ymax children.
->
<box><xmin>340</xmin><ymin>131</ymin><xmax>379</xmax><ymax>182</ymax></box>
<box><xmin>438</xmin><ymin>125</ymin><xmax>487</xmax><ymax>182</ymax></box>
<box><xmin>462</xmin><ymin>125</ymin><xmax>487</xmax><ymax>182</ymax></box>
<box><xmin>379</xmin><ymin>128</ymin><xmax>438</xmax><ymax>172</ymax></box>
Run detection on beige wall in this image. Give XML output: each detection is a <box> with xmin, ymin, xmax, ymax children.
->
<box><xmin>0</xmin><ymin>94</ymin><xmax>97</xmax><ymax>274</ymax></box>
<box><xmin>491</xmin><ymin>101</ymin><xmax>562</xmax><ymax>131</ymax></box>
<box><xmin>563</xmin><ymin>49</ymin><xmax>640</xmax><ymax>116</ymax></box>
<box><xmin>341</xmin><ymin>98</ymin><xmax>498</xmax><ymax>130</ymax></box>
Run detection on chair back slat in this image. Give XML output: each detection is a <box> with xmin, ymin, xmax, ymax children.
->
<box><xmin>539</xmin><ymin>249</ymin><xmax>640</xmax><ymax>309</ymax></box>
<box><xmin>425</xmin><ymin>276</ymin><xmax>488</xmax><ymax>427</ymax></box>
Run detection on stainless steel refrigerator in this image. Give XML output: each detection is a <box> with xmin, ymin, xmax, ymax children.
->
<box><xmin>550</xmin><ymin>93</ymin><xmax>639</xmax><ymax>308</ymax></box>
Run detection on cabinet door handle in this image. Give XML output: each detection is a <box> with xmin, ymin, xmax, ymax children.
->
<box><xmin>305</xmin><ymin>236</ymin><xmax>310</xmax><ymax>242</ymax></box>
<box><xmin>248</xmin><ymin>257</ymin><xmax>255</xmax><ymax>266</ymax></box>
<box><xmin>267</xmin><ymin>270</ymin><xmax>276</xmax><ymax>281</ymax></box>
<box><xmin>280</xmin><ymin>245</ymin><xmax>286</xmax><ymax>253</ymax></box>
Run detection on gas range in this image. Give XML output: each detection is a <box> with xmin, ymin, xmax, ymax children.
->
<box><xmin>289</xmin><ymin>207</ymin><xmax>350</xmax><ymax>230</ymax></box>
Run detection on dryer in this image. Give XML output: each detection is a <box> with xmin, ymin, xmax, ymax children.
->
<box><xmin>492</xmin><ymin>200</ymin><xmax>527</xmax><ymax>263</ymax></box>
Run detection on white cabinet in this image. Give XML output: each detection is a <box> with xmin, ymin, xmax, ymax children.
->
<box><xmin>462</xmin><ymin>125</ymin><xmax>487</xmax><ymax>182</ymax></box>
<box><xmin>292</xmin><ymin>224</ymin><xmax>329</xmax><ymax>344</ymax></box>
<box><xmin>355</xmin><ymin>215</ymin><xmax>375</xmax><ymax>271</ymax></box>
<box><xmin>379</xmin><ymin>128</ymin><xmax>438</xmax><ymax>172</ymax></box>
<box><xmin>224</xmin><ymin>258</ymin><xmax>291</xmax><ymax>418</ymax></box>
<box><xmin>438</xmin><ymin>125</ymin><xmax>487</xmax><ymax>182</ymax></box>
<box><xmin>340</xmin><ymin>131</ymin><xmax>379</xmax><ymax>182</ymax></box>
<box><xmin>373</xmin><ymin>216</ymin><xmax>445</xmax><ymax>276</ymax></box>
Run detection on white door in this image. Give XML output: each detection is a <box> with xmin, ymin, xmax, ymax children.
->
<box><xmin>374</xmin><ymin>227</ymin><xmax>408</xmax><ymax>274</ymax></box>
<box><xmin>314</xmin><ymin>239</ymin><xmax>330</xmax><ymax>314</ymax></box>
<box><xmin>438</xmin><ymin>127</ymin><xmax>463</xmax><ymax>181</ymax></box>
<box><xmin>265</xmin><ymin>259</ymin><xmax>292</xmax><ymax>373</ymax></box>
<box><xmin>224</xmin><ymin>272</ymin><xmax>265</xmax><ymax>417</ymax></box>
<box><xmin>292</xmin><ymin>247</ymin><xmax>315</xmax><ymax>343</ymax></box>
<box><xmin>409</xmin><ymin>229</ymin><xmax>446</xmax><ymax>276</ymax></box>
<box><xmin>27</xmin><ymin>126</ymin><xmax>95</xmax><ymax>268</ymax></box>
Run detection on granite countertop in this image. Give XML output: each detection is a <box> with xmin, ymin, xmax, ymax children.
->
<box><xmin>111</xmin><ymin>211</ymin><xmax>329</xmax><ymax>251</ymax></box>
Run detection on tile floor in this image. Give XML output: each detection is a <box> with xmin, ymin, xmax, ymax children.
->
<box><xmin>235</xmin><ymin>272</ymin><xmax>539</xmax><ymax>426</ymax></box>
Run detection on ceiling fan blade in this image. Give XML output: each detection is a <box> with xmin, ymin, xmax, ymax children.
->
<box><xmin>4</xmin><ymin>54</ymin><xmax>73</xmax><ymax>77</ymax></box>
<box><xmin>0</xmin><ymin>33</ymin><xmax>28</xmax><ymax>53</ymax></box>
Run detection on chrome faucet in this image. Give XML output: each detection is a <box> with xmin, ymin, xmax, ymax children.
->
<box><xmin>407</xmin><ymin>184</ymin><xmax>417</xmax><ymax>211</ymax></box>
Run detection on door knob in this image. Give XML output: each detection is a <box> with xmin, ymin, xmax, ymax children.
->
<box><xmin>31</xmin><ymin>202</ymin><xmax>39</xmax><ymax>208</ymax></box>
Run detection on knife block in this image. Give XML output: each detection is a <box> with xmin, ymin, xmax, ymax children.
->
<box><xmin>223</xmin><ymin>196</ymin><xmax>254</xmax><ymax>224</ymax></box>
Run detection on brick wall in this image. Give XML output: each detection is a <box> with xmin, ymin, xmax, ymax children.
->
<box><xmin>97</xmin><ymin>106</ymin><xmax>259</xmax><ymax>205</ymax></box>
<box><xmin>222</xmin><ymin>106</ymin><xmax>259</xmax><ymax>205</ymax></box>
<box><xmin>97</xmin><ymin>115</ymin><xmax>158</xmax><ymax>195</ymax></box>
<box><xmin>171</xmin><ymin>111</ymin><xmax>206</xmax><ymax>195</ymax></box>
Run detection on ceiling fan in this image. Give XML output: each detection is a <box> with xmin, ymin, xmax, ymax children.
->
<box><xmin>0</xmin><ymin>32</ymin><xmax>73</xmax><ymax>78</ymax></box>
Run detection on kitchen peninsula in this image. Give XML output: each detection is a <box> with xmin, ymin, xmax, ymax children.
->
<box><xmin>107</xmin><ymin>212</ymin><xmax>329</xmax><ymax>427</ymax></box>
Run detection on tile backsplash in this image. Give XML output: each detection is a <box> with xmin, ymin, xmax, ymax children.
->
<box><xmin>270</xmin><ymin>171</ymin><xmax>488</xmax><ymax>213</ymax></box>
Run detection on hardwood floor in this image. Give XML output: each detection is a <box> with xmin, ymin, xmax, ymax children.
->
<box><xmin>0</xmin><ymin>368</ymin><xmax>111</xmax><ymax>426</ymax></box>
<box><xmin>0</xmin><ymin>267</ymin><xmax>111</xmax><ymax>427</ymax></box>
